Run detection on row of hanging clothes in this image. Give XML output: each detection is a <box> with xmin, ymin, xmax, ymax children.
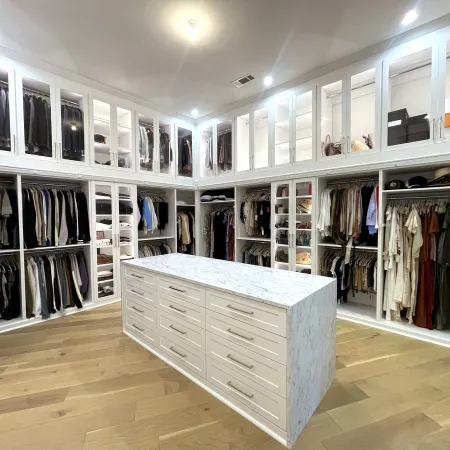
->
<box><xmin>61</xmin><ymin>101</ymin><xmax>84</xmax><ymax>161</ymax></box>
<box><xmin>137</xmin><ymin>192</ymin><xmax>169</xmax><ymax>234</ymax></box>
<box><xmin>241</xmin><ymin>242</ymin><xmax>271</xmax><ymax>267</ymax></box>
<box><xmin>204</xmin><ymin>129</ymin><xmax>233</xmax><ymax>173</ymax></box>
<box><xmin>177</xmin><ymin>210</ymin><xmax>195</xmax><ymax>254</ymax></box>
<box><xmin>317</xmin><ymin>179</ymin><xmax>379</xmax><ymax>248</ymax></box>
<box><xmin>320</xmin><ymin>249</ymin><xmax>378</xmax><ymax>303</ymax></box>
<box><xmin>0</xmin><ymin>257</ymin><xmax>20</xmax><ymax>321</ymax></box>
<box><xmin>383</xmin><ymin>197</ymin><xmax>450</xmax><ymax>330</ymax></box>
<box><xmin>25</xmin><ymin>250</ymin><xmax>89</xmax><ymax>319</ymax></box>
<box><xmin>160</xmin><ymin>126</ymin><xmax>173</xmax><ymax>171</ymax></box>
<box><xmin>138</xmin><ymin>242</ymin><xmax>172</xmax><ymax>258</ymax></box>
<box><xmin>22</xmin><ymin>185</ymin><xmax>90</xmax><ymax>248</ymax></box>
<box><xmin>23</xmin><ymin>91</ymin><xmax>52</xmax><ymax>157</ymax></box>
<box><xmin>203</xmin><ymin>207</ymin><xmax>235</xmax><ymax>261</ymax></box>
<box><xmin>0</xmin><ymin>83</ymin><xmax>11</xmax><ymax>151</ymax></box>
<box><xmin>0</xmin><ymin>184</ymin><xmax>19</xmax><ymax>249</ymax></box>
<box><xmin>178</xmin><ymin>132</ymin><xmax>193</xmax><ymax>176</ymax></box>
<box><xmin>240</xmin><ymin>189</ymin><xmax>271</xmax><ymax>238</ymax></box>
<box><xmin>138</xmin><ymin>123</ymin><xmax>154</xmax><ymax>172</ymax></box>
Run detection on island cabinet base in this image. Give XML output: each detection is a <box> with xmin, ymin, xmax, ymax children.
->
<box><xmin>122</xmin><ymin>254</ymin><xmax>337</xmax><ymax>449</ymax></box>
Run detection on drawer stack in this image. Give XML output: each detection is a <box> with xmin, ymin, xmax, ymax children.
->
<box><xmin>122</xmin><ymin>267</ymin><xmax>288</xmax><ymax>435</ymax></box>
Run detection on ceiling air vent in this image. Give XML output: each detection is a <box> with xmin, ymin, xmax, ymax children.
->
<box><xmin>232</xmin><ymin>74</ymin><xmax>255</xmax><ymax>88</ymax></box>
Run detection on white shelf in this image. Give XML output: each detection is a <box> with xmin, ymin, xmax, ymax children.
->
<box><xmin>274</xmin><ymin>261</ymin><xmax>289</xmax><ymax>266</ymax></box>
<box><xmin>296</xmin><ymin>263</ymin><xmax>311</xmax><ymax>269</ymax></box>
<box><xmin>119</xmin><ymin>242</ymin><xmax>132</xmax><ymax>246</ymax></box>
<box><xmin>275</xmin><ymin>243</ymin><xmax>289</xmax><ymax>248</ymax></box>
<box><xmin>98</xmin><ymin>278</ymin><xmax>114</xmax><ymax>284</ymax></box>
<box><xmin>24</xmin><ymin>243</ymin><xmax>90</xmax><ymax>252</ymax></box>
<box><xmin>275</xmin><ymin>197</ymin><xmax>289</xmax><ymax>200</ymax></box>
<box><xmin>0</xmin><ymin>249</ymin><xmax>19</xmax><ymax>254</ymax></box>
<box><xmin>318</xmin><ymin>243</ymin><xmax>378</xmax><ymax>251</ymax></box>
<box><xmin>237</xmin><ymin>237</ymin><xmax>271</xmax><ymax>242</ymax></box>
<box><xmin>275</xmin><ymin>213</ymin><xmax>289</xmax><ymax>216</ymax></box>
<box><xmin>177</xmin><ymin>203</ymin><xmax>195</xmax><ymax>207</ymax></box>
<box><xmin>120</xmin><ymin>256</ymin><xmax>134</xmax><ymax>261</ymax></box>
<box><xmin>97</xmin><ymin>244</ymin><xmax>112</xmax><ymax>248</ymax></box>
<box><xmin>275</xmin><ymin>227</ymin><xmax>289</xmax><ymax>231</ymax></box>
<box><xmin>296</xmin><ymin>246</ymin><xmax>311</xmax><ymax>249</ymax></box>
<box><xmin>296</xmin><ymin>195</ymin><xmax>312</xmax><ymax>199</ymax></box>
<box><xmin>119</xmin><ymin>214</ymin><xmax>133</xmax><ymax>217</ymax></box>
<box><xmin>296</xmin><ymin>228</ymin><xmax>311</xmax><ymax>231</ymax></box>
<box><xmin>139</xmin><ymin>236</ymin><xmax>176</xmax><ymax>242</ymax></box>
<box><xmin>382</xmin><ymin>186</ymin><xmax>450</xmax><ymax>195</ymax></box>
<box><xmin>97</xmin><ymin>262</ymin><xmax>113</xmax><ymax>268</ymax></box>
<box><xmin>94</xmin><ymin>143</ymin><xmax>132</xmax><ymax>155</ymax></box>
<box><xmin>200</xmin><ymin>200</ymin><xmax>235</xmax><ymax>205</ymax></box>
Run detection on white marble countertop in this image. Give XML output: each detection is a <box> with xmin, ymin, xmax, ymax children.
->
<box><xmin>123</xmin><ymin>254</ymin><xmax>335</xmax><ymax>309</ymax></box>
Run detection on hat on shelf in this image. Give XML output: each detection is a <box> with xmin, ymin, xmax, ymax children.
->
<box><xmin>351</xmin><ymin>139</ymin><xmax>369</xmax><ymax>153</ymax></box>
<box><xmin>297</xmin><ymin>198</ymin><xmax>312</xmax><ymax>213</ymax></box>
<box><xmin>296</xmin><ymin>251</ymin><xmax>311</xmax><ymax>265</ymax></box>
<box><xmin>428</xmin><ymin>167</ymin><xmax>450</xmax><ymax>186</ymax></box>
<box><xmin>385</xmin><ymin>180</ymin><xmax>405</xmax><ymax>190</ymax></box>
<box><xmin>405</xmin><ymin>176</ymin><xmax>428</xmax><ymax>189</ymax></box>
<box><xmin>94</xmin><ymin>134</ymin><xmax>106</xmax><ymax>144</ymax></box>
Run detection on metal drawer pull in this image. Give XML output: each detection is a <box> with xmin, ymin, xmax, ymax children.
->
<box><xmin>169</xmin><ymin>286</ymin><xmax>186</xmax><ymax>293</ymax></box>
<box><xmin>226</xmin><ymin>304</ymin><xmax>254</xmax><ymax>315</ymax></box>
<box><xmin>227</xmin><ymin>354</ymin><xmax>254</xmax><ymax>369</ymax></box>
<box><xmin>169</xmin><ymin>304</ymin><xmax>187</xmax><ymax>313</ymax></box>
<box><xmin>169</xmin><ymin>324</ymin><xmax>187</xmax><ymax>335</ymax></box>
<box><xmin>131</xmin><ymin>306</ymin><xmax>144</xmax><ymax>313</ymax></box>
<box><xmin>227</xmin><ymin>328</ymin><xmax>254</xmax><ymax>341</ymax></box>
<box><xmin>170</xmin><ymin>346</ymin><xmax>187</xmax><ymax>358</ymax></box>
<box><xmin>227</xmin><ymin>381</ymin><xmax>254</xmax><ymax>398</ymax></box>
<box><xmin>131</xmin><ymin>274</ymin><xmax>143</xmax><ymax>279</ymax></box>
<box><xmin>131</xmin><ymin>289</ymin><xmax>144</xmax><ymax>296</ymax></box>
<box><xmin>132</xmin><ymin>324</ymin><xmax>144</xmax><ymax>332</ymax></box>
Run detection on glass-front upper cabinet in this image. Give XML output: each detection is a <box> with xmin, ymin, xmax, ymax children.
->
<box><xmin>159</xmin><ymin>118</ymin><xmax>174</xmax><ymax>176</ymax></box>
<box><xmin>137</xmin><ymin>112</ymin><xmax>155</xmax><ymax>173</ymax></box>
<box><xmin>177</xmin><ymin>126</ymin><xmax>193</xmax><ymax>178</ymax></box>
<box><xmin>236</xmin><ymin>112</ymin><xmax>250</xmax><ymax>172</ymax></box>
<box><xmin>216</xmin><ymin>120</ymin><xmax>232</xmax><ymax>175</ymax></box>
<box><xmin>253</xmin><ymin>107</ymin><xmax>269</xmax><ymax>169</ymax></box>
<box><xmin>442</xmin><ymin>37</ymin><xmax>450</xmax><ymax>141</ymax></box>
<box><xmin>0</xmin><ymin>61</ymin><xmax>17</xmax><ymax>154</ymax></box>
<box><xmin>93</xmin><ymin>99</ymin><xmax>113</xmax><ymax>166</ymax></box>
<box><xmin>294</xmin><ymin>89</ymin><xmax>314</xmax><ymax>163</ymax></box>
<box><xmin>116</xmin><ymin>107</ymin><xmax>133</xmax><ymax>170</ymax></box>
<box><xmin>200</xmin><ymin>125</ymin><xmax>214</xmax><ymax>178</ymax></box>
<box><xmin>274</xmin><ymin>98</ymin><xmax>291</xmax><ymax>166</ymax></box>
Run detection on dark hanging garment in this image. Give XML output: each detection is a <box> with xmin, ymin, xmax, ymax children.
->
<box><xmin>76</xmin><ymin>192</ymin><xmax>90</xmax><ymax>243</ymax></box>
<box><xmin>63</xmin><ymin>191</ymin><xmax>74</xmax><ymax>244</ymax></box>
<box><xmin>77</xmin><ymin>252</ymin><xmax>89</xmax><ymax>295</ymax></box>
<box><xmin>43</xmin><ymin>257</ymin><xmax>55</xmax><ymax>315</ymax></box>
<box><xmin>53</xmin><ymin>259</ymin><xmax>61</xmax><ymax>312</ymax></box>
<box><xmin>158</xmin><ymin>203</ymin><xmax>168</xmax><ymax>230</ymax></box>
<box><xmin>22</xmin><ymin>189</ymin><xmax>38</xmax><ymax>249</ymax></box>
<box><xmin>137</xmin><ymin>197</ymin><xmax>144</xmax><ymax>231</ymax></box>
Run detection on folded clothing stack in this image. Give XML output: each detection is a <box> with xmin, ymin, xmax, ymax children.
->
<box><xmin>97</xmin><ymin>254</ymin><xmax>113</xmax><ymax>264</ymax></box>
<box><xmin>200</xmin><ymin>189</ymin><xmax>234</xmax><ymax>203</ymax></box>
<box><xmin>96</xmin><ymin>222</ymin><xmax>112</xmax><ymax>231</ymax></box>
<box><xmin>98</xmin><ymin>270</ymin><xmax>113</xmax><ymax>281</ymax></box>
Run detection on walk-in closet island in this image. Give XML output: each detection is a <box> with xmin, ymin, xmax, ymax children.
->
<box><xmin>121</xmin><ymin>253</ymin><xmax>336</xmax><ymax>448</ymax></box>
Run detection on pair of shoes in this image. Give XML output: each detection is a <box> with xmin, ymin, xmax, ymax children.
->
<box><xmin>275</xmin><ymin>218</ymin><xmax>289</xmax><ymax>228</ymax></box>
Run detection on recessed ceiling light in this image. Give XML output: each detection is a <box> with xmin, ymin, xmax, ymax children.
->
<box><xmin>187</xmin><ymin>19</ymin><xmax>198</xmax><ymax>41</ymax></box>
<box><xmin>401</xmin><ymin>9</ymin><xmax>418</xmax><ymax>26</ymax></box>
<box><xmin>191</xmin><ymin>108</ymin><xmax>199</xmax><ymax>117</ymax></box>
<box><xmin>263</xmin><ymin>75</ymin><xmax>273</xmax><ymax>87</ymax></box>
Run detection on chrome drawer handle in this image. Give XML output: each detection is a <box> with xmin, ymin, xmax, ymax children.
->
<box><xmin>131</xmin><ymin>289</ymin><xmax>144</xmax><ymax>296</ymax></box>
<box><xmin>169</xmin><ymin>324</ymin><xmax>187</xmax><ymax>335</ymax></box>
<box><xmin>226</xmin><ymin>328</ymin><xmax>254</xmax><ymax>341</ymax></box>
<box><xmin>132</xmin><ymin>324</ymin><xmax>144</xmax><ymax>332</ymax></box>
<box><xmin>131</xmin><ymin>306</ymin><xmax>144</xmax><ymax>313</ymax></box>
<box><xmin>169</xmin><ymin>286</ymin><xmax>186</xmax><ymax>293</ymax></box>
<box><xmin>227</xmin><ymin>354</ymin><xmax>254</xmax><ymax>369</ymax></box>
<box><xmin>169</xmin><ymin>304</ymin><xmax>187</xmax><ymax>314</ymax></box>
<box><xmin>226</xmin><ymin>304</ymin><xmax>254</xmax><ymax>315</ymax></box>
<box><xmin>227</xmin><ymin>381</ymin><xmax>254</xmax><ymax>398</ymax></box>
<box><xmin>170</xmin><ymin>346</ymin><xmax>187</xmax><ymax>358</ymax></box>
<box><xmin>131</xmin><ymin>274</ymin><xmax>143</xmax><ymax>279</ymax></box>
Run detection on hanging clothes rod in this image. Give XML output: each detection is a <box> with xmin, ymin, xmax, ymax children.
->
<box><xmin>0</xmin><ymin>80</ymin><xmax>8</xmax><ymax>87</ymax></box>
<box><xmin>23</xmin><ymin>87</ymin><xmax>50</xmax><ymax>98</ymax></box>
<box><xmin>139</xmin><ymin>121</ymin><xmax>154</xmax><ymax>128</ymax></box>
<box><xmin>387</xmin><ymin>195</ymin><xmax>450</xmax><ymax>200</ymax></box>
<box><xmin>24</xmin><ymin>246</ymin><xmax>84</xmax><ymax>254</ymax></box>
<box><xmin>327</xmin><ymin>177</ymin><xmax>379</xmax><ymax>187</ymax></box>
<box><xmin>61</xmin><ymin>98</ymin><xmax>81</xmax><ymax>107</ymax></box>
<box><xmin>22</xmin><ymin>181</ymin><xmax>82</xmax><ymax>190</ymax></box>
<box><xmin>217</xmin><ymin>128</ymin><xmax>231</xmax><ymax>135</ymax></box>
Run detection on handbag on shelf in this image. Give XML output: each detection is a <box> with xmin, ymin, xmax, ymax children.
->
<box><xmin>322</xmin><ymin>134</ymin><xmax>341</xmax><ymax>157</ymax></box>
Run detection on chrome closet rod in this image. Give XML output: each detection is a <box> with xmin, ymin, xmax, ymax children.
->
<box><xmin>139</xmin><ymin>122</ymin><xmax>154</xmax><ymax>128</ymax></box>
<box><xmin>0</xmin><ymin>80</ymin><xmax>8</xmax><ymax>86</ymax></box>
<box><xmin>217</xmin><ymin>128</ymin><xmax>231</xmax><ymax>135</ymax></box>
<box><xmin>22</xmin><ymin>181</ymin><xmax>82</xmax><ymax>190</ymax></box>
<box><xmin>387</xmin><ymin>195</ymin><xmax>450</xmax><ymax>200</ymax></box>
<box><xmin>326</xmin><ymin>177</ymin><xmax>379</xmax><ymax>187</ymax></box>
<box><xmin>23</xmin><ymin>87</ymin><xmax>50</xmax><ymax>98</ymax></box>
<box><xmin>61</xmin><ymin>98</ymin><xmax>81</xmax><ymax>107</ymax></box>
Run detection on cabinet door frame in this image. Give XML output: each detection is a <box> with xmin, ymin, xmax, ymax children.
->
<box><xmin>175</xmin><ymin>122</ymin><xmax>195</xmax><ymax>180</ymax></box>
<box><xmin>380</xmin><ymin>32</ymin><xmax>439</xmax><ymax>151</ymax></box>
<box><xmin>90</xmin><ymin>94</ymin><xmax>114</xmax><ymax>168</ymax></box>
<box><xmin>234</xmin><ymin>105</ymin><xmax>252</xmax><ymax>174</ymax></box>
<box><xmin>272</xmin><ymin>92</ymin><xmax>293</xmax><ymax>169</ymax></box>
<box><xmin>198</xmin><ymin>121</ymin><xmax>216</xmax><ymax>179</ymax></box>
<box><xmin>435</xmin><ymin>26</ymin><xmax>450</xmax><ymax>143</ymax></box>
<box><xmin>0</xmin><ymin>56</ymin><xmax>18</xmax><ymax>156</ymax></box>
<box><xmin>114</xmin><ymin>103</ymin><xmax>135</xmax><ymax>172</ymax></box>
<box><xmin>135</xmin><ymin>107</ymin><xmax>158</xmax><ymax>175</ymax></box>
<box><xmin>251</xmin><ymin>98</ymin><xmax>271</xmax><ymax>171</ymax></box>
<box><xmin>215</xmin><ymin>113</ymin><xmax>235</xmax><ymax>177</ymax></box>
<box><xmin>157</xmin><ymin>113</ymin><xmax>175</xmax><ymax>178</ymax></box>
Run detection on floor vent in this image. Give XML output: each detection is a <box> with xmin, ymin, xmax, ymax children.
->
<box><xmin>232</xmin><ymin>74</ymin><xmax>255</xmax><ymax>88</ymax></box>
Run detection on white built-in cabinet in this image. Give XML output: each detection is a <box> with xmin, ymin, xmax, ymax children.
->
<box><xmin>0</xmin><ymin>57</ymin><xmax>18</xmax><ymax>155</ymax></box>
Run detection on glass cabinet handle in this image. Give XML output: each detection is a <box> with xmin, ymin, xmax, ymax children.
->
<box><xmin>12</xmin><ymin>134</ymin><xmax>16</xmax><ymax>153</ymax></box>
<box><xmin>441</xmin><ymin>116</ymin><xmax>444</xmax><ymax>140</ymax></box>
<box><xmin>432</xmin><ymin>117</ymin><xmax>436</xmax><ymax>140</ymax></box>
<box><xmin>347</xmin><ymin>136</ymin><xmax>351</xmax><ymax>153</ymax></box>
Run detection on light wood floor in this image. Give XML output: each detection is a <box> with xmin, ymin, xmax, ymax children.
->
<box><xmin>1</xmin><ymin>303</ymin><xmax>450</xmax><ymax>449</ymax></box>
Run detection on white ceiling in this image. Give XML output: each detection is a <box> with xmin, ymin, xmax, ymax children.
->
<box><xmin>0</xmin><ymin>0</ymin><xmax>449</xmax><ymax>119</ymax></box>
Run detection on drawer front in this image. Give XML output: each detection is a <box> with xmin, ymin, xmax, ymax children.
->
<box><xmin>158</xmin><ymin>310</ymin><xmax>206</xmax><ymax>353</ymax></box>
<box><xmin>207</xmin><ymin>359</ymin><xmax>286</xmax><ymax>430</ymax></box>
<box><xmin>206</xmin><ymin>288</ymin><xmax>287</xmax><ymax>337</ymax></box>
<box><xmin>158</xmin><ymin>291</ymin><xmax>205</xmax><ymax>329</ymax></box>
<box><xmin>125</xmin><ymin>311</ymin><xmax>158</xmax><ymax>347</ymax></box>
<box><xmin>207</xmin><ymin>333</ymin><xmax>286</xmax><ymax>398</ymax></box>
<box><xmin>160</xmin><ymin>332</ymin><xmax>206</xmax><ymax>378</ymax></box>
<box><xmin>125</xmin><ymin>293</ymin><xmax>157</xmax><ymax>327</ymax></box>
<box><xmin>206</xmin><ymin>310</ymin><xmax>286</xmax><ymax>365</ymax></box>
<box><xmin>124</xmin><ymin>278</ymin><xmax>157</xmax><ymax>306</ymax></box>
<box><xmin>158</xmin><ymin>275</ymin><xmax>206</xmax><ymax>307</ymax></box>
<box><xmin>124</xmin><ymin>266</ymin><xmax>157</xmax><ymax>287</ymax></box>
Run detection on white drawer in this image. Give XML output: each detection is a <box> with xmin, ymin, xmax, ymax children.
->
<box><xmin>160</xmin><ymin>331</ymin><xmax>206</xmax><ymax>378</ymax></box>
<box><xmin>207</xmin><ymin>333</ymin><xmax>286</xmax><ymax>398</ymax></box>
<box><xmin>206</xmin><ymin>310</ymin><xmax>286</xmax><ymax>365</ymax></box>
<box><xmin>124</xmin><ymin>311</ymin><xmax>158</xmax><ymax>347</ymax></box>
<box><xmin>124</xmin><ymin>266</ymin><xmax>157</xmax><ymax>287</ymax></box>
<box><xmin>123</xmin><ymin>278</ymin><xmax>157</xmax><ymax>306</ymax></box>
<box><xmin>206</xmin><ymin>288</ymin><xmax>287</xmax><ymax>337</ymax></box>
<box><xmin>125</xmin><ymin>293</ymin><xmax>157</xmax><ymax>328</ymax></box>
<box><xmin>158</xmin><ymin>291</ymin><xmax>205</xmax><ymax>329</ymax></box>
<box><xmin>207</xmin><ymin>358</ymin><xmax>286</xmax><ymax>430</ymax></box>
<box><xmin>158</xmin><ymin>310</ymin><xmax>206</xmax><ymax>354</ymax></box>
<box><xmin>158</xmin><ymin>275</ymin><xmax>206</xmax><ymax>307</ymax></box>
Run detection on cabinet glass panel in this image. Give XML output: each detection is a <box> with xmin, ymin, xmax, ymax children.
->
<box><xmin>201</xmin><ymin>126</ymin><xmax>213</xmax><ymax>178</ymax></box>
<box><xmin>274</xmin><ymin>99</ymin><xmax>290</xmax><ymax>166</ymax></box>
<box><xmin>321</xmin><ymin>80</ymin><xmax>343</xmax><ymax>157</ymax></box>
<box><xmin>117</xmin><ymin>185</ymin><xmax>134</xmax><ymax>261</ymax></box>
<box><xmin>350</xmin><ymin>69</ymin><xmax>375</xmax><ymax>152</ymax></box>
<box><xmin>274</xmin><ymin>182</ymin><xmax>291</xmax><ymax>271</ymax></box>
<box><xmin>60</xmin><ymin>90</ymin><xmax>85</xmax><ymax>162</ymax></box>
<box><xmin>295</xmin><ymin>91</ymin><xmax>313</xmax><ymax>162</ymax></box>
<box><xmin>254</xmin><ymin>107</ymin><xmax>268</xmax><ymax>169</ymax></box>
<box><xmin>445</xmin><ymin>40</ymin><xmax>450</xmax><ymax>141</ymax></box>
<box><xmin>295</xmin><ymin>181</ymin><xmax>312</xmax><ymax>274</ymax></box>
<box><xmin>388</xmin><ymin>47</ymin><xmax>432</xmax><ymax>146</ymax></box>
<box><xmin>23</xmin><ymin>78</ymin><xmax>53</xmax><ymax>157</ymax></box>
<box><xmin>217</xmin><ymin>121</ymin><xmax>232</xmax><ymax>174</ymax></box>
<box><xmin>236</xmin><ymin>113</ymin><xmax>250</xmax><ymax>171</ymax></box>
<box><xmin>93</xmin><ymin>100</ymin><xmax>112</xmax><ymax>166</ymax></box>
<box><xmin>159</xmin><ymin>119</ymin><xmax>173</xmax><ymax>175</ymax></box>
<box><xmin>116</xmin><ymin>107</ymin><xmax>132</xmax><ymax>169</ymax></box>
<box><xmin>0</xmin><ymin>69</ymin><xmax>11</xmax><ymax>152</ymax></box>
<box><xmin>95</xmin><ymin>184</ymin><xmax>116</xmax><ymax>300</ymax></box>
<box><xmin>138</xmin><ymin>114</ymin><xmax>155</xmax><ymax>172</ymax></box>
<box><xmin>177</xmin><ymin>127</ymin><xmax>193</xmax><ymax>177</ymax></box>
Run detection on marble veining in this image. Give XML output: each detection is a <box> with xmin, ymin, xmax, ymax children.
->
<box><xmin>123</xmin><ymin>254</ymin><xmax>334</xmax><ymax>309</ymax></box>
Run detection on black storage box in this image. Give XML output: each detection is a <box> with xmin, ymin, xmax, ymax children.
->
<box><xmin>388</xmin><ymin>124</ymin><xmax>407</xmax><ymax>146</ymax></box>
<box><xmin>407</xmin><ymin>114</ymin><xmax>430</xmax><ymax>143</ymax></box>
<box><xmin>388</xmin><ymin>108</ymin><xmax>409</xmax><ymax>125</ymax></box>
